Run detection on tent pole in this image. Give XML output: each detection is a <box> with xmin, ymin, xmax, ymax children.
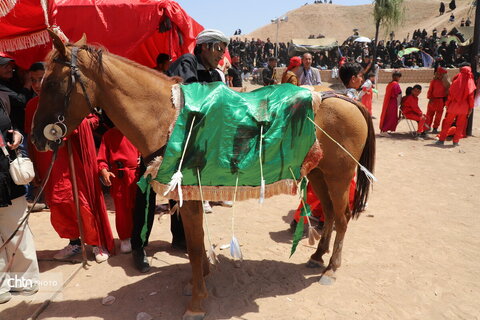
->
<box><xmin>467</xmin><ymin>0</ymin><xmax>479</xmax><ymax>136</ymax></box>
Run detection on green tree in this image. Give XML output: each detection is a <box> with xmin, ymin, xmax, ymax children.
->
<box><xmin>372</xmin><ymin>0</ymin><xmax>404</xmax><ymax>72</ymax></box>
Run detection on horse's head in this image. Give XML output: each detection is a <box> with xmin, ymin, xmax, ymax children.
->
<box><xmin>32</xmin><ymin>30</ymin><xmax>100</xmax><ymax>151</ymax></box>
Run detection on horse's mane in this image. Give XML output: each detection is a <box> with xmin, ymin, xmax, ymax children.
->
<box><xmin>46</xmin><ymin>43</ymin><xmax>179</xmax><ymax>84</ymax></box>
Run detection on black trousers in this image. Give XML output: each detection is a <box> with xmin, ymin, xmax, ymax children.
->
<box><xmin>130</xmin><ymin>161</ymin><xmax>156</xmax><ymax>250</ymax></box>
<box><xmin>130</xmin><ymin>161</ymin><xmax>186</xmax><ymax>249</ymax></box>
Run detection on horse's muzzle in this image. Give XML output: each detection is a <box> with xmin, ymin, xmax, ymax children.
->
<box><xmin>31</xmin><ymin>132</ymin><xmax>61</xmax><ymax>152</ymax></box>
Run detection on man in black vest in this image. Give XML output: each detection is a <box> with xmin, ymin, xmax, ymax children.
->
<box><xmin>131</xmin><ymin>29</ymin><xmax>229</xmax><ymax>273</ymax></box>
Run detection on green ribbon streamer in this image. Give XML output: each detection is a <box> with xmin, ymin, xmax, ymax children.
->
<box><xmin>137</xmin><ymin>175</ymin><xmax>152</xmax><ymax>245</ymax></box>
<box><xmin>290</xmin><ymin>178</ymin><xmax>311</xmax><ymax>257</ymax></box>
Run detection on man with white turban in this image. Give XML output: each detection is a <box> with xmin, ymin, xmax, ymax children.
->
<box><xmin>162</xmin><ymin>29</ymin><xmax>229</xmax><ymax>251</ymax></box>
<box><xmin>168</xmin><ymin>29</ymin><xmax>229</xmax><ymax>84</ymax></box>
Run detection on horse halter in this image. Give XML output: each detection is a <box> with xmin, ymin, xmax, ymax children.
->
<box><xmin>44</xmin><ymin>46</ymin><xmax>96</xmax><ymax>143</ymax></box>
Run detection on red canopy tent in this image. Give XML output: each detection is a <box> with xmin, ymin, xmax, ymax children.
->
<box><xmin>0</xmin><ymin>0</ymin><xmax>203</xmax><ymax>69</ymax></box>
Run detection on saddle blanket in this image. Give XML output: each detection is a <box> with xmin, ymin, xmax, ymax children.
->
<box><xmin>149</xmin><ymin>82</ymin><xmax>322</xmax><ymax>201</ymax></box>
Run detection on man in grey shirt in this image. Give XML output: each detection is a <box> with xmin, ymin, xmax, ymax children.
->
<box><xmin>296</xmin><ymin>53</ymin><xmax>322</xmax><ymax>86</ymax></box>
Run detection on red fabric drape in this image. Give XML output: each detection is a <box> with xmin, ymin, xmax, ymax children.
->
<box><xmin>0</xmin><ymin>0</ymin><xmax>203</xmax><ymax>69</ymax></box>
<box><xmin>0</xmin><ymin>0</ymin><xmax>55</xmax><ymax>42</ymax></box>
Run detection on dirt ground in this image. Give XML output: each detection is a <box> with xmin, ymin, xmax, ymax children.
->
<box><xmin>1</xmin><ymin>81</ymin><xmax>480</xmax><ymax>320</ymax></box>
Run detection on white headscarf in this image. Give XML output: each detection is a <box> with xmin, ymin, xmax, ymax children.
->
<box><xmin>196</xmin><ymin>29</ymin><xmax>229</xmax><ymax>45</ymax></box>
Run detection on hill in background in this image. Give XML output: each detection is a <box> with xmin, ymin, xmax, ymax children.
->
<box><xmin>244</xmin><ymin>0</ymin><xmax>475</xmax><ymax>42</ymax></box>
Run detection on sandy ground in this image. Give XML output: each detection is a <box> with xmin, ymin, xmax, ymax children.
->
<box><xmin>1</xmin><ymin>81</ymin><xmax>480</xmax><ymax>320</ymax></box>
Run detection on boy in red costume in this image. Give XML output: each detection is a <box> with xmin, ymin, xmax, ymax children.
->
<box><xmin>98</xmin><ymin>127</ymin><xmax>140</xmax><ymax>253</ymax></box>
<box><xmin>426</xmin><ymin>67</ymin><xmax>449</xmax><ymax>133</ymax></box>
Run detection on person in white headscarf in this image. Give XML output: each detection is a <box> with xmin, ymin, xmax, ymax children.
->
<box><xmin>167</xmin><ymin>29</ymin><xmax>229</xmax><ymax>84</ymax></box>
<box><xmin>130</xmin><ymin>29</ymin><xmax>231</xmax><ymax>272</ymax></box>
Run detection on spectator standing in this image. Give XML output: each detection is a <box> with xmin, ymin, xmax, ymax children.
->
<box><xmin>227</xmin><ymin>55</ymin><xmax>243</xmax><ymax>87</ymax></box>
<box><xmin>439</xmin><ymin>2</ymin><xmax>445</xmax><ymax>15</ymax></box>
<box><xmin>0</xmin><ymin>54</ymin><xmax>33</xmax><ymax>133</ymax></box>
<box><xmin>379</xmin><ymin>72</ymin><xmax>402</xmax><ymax>135</ymax></box>
<box><xmin>359</xmin><ymin>73</ymin><xmax>375</xmax><ymax>114</ymax></box>
<box><xmin>155</xmin><ymin>53</ymin><xmax>171</xmax><ymax>73</ymax></box>
<box><xmin>449</xmin><ymin>0</ymin><xmax>456</xmax><ymax>11</ymax></box>
<box><xmin>281</xmin><ymin>56</ymin><xmax>301</xmax><ymax>85</ymax></box>
<box><xmin>262</xmin><ymin>57</ymin><xmax>278</xmax><ymax>86</ymax></box>
<box><xmin>426</xmin><ymin>67</ymin><xmax>449</xmax><ymax>133</ymax></box>
<box><xmin>23</xmin><ymin>66</ymin><xmax>114</xmax><ymax>264</ymax></box>
<box><xmin>296</xmin><ymin>53</ymin><xmax>322</xmax><ymax>85</ymax></box>
<box><xmin>339</xmin><ymin>62</ymin><xmax>364</xmax><ymax>100</ymax></box>
<box><xmin>436</xmin><ymin>65</ymin><xmax>475</xmax><ymax>146</ymax></box>
<box><xmin>98</xmin><ymin>126</ymin><xmax>140</xmax><ymax>254</ymax></box>
<box><xmin>0</xmin><ymin>70</ymin><xmax>39</xmax><ymax>304</ymax></box>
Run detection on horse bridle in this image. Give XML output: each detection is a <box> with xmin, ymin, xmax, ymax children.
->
<box><xmin>44</xmin><ymin>46</ymin><xmax>97</xmax><ymax>143</ymax></box>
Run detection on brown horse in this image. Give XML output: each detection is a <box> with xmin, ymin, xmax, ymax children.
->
<box><xmin>32</xmin><ymin>32</ymin><xmax>375</xmax><ymax>320</ymax></box>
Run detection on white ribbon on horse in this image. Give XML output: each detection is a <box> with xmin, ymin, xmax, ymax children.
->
<box><xmin>163</xmin><ymin>170</ymin><xmax>184</xmax><ymax>207</ymax></box>
<box><xmin>163</xmin><ymin>115</ymin><xmax>197</xmax><ymax>207</ymax></box>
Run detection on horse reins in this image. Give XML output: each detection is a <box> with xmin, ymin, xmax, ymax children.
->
<box><xmin>53</xmin><ymin>46</ymin><xmax>97</xmax><ymax>116</ymax></box>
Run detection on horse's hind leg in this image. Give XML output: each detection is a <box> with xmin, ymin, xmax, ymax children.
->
<box><xmin>320</xmin><ymin>175</ymin><xmax>351</xmax><ymax>285</ymax></box>
<box><xmin>181</xmin><ymin>200</ymin><xmax>208</xmax><ymax>320</ymax></box>
<box><xmin>307</xmin><ymin>168</ymin><xmax>335</xmax><ymax>268</ymax></box>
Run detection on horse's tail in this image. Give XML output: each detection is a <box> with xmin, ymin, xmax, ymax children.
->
<box><xmin>351</xmin><ymin>104</ymin><xmax>376</xmax><ymax>219</ymax></box>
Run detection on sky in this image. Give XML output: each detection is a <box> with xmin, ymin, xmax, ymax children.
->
<box><xmin>175</xmin><ymin>0</ymin><xmax>371</xmax><ymax>36</ymax></box>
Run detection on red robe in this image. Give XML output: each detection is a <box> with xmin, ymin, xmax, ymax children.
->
<box><xmin>25</xmin><ymin>98</ymin><xmax>114</xmax><ymax>253</ymax></box>
<box><xmin>380</xmin><ymin>81</ymin><xmax>401</xmax><ymax>132</ymax></box>
<box><xmin>360</xmin><ymin>83</ymin><xmax>373</xmax><ymax>115</ymax></box>
<box><xmin>426</xmin><ymin>79</ymin><xmax>447</xmax><ymax>129</ymax></box>
<box><xmin>439</xmin><ymin>67</ymin><xmax>476</xmax><ymax>143</ymax></box>
<box><xmin>294</xmin><ymin>179</ymin><xmax>356</xmax><ymax>224</ymax></box>
<box><xmin>401</xmin><ymin>95</ymin><xmax>428</xmax><ymax>133</ymax></box>
<box><xmin>97</xmin><ymin>128</ymin><xmax>139</xmax><ymax>240</ymax></box>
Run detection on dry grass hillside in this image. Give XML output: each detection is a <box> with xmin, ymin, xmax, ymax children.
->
<box><xmin>244</xmin><ymin>0</ymin><xmax>475</xmax><ymax>42</ymax></box>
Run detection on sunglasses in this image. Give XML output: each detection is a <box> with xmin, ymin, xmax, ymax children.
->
<box><xmin>208</xmin><ymin>43</ymin><xmax>225</xmax><ymax>54</ymax></box>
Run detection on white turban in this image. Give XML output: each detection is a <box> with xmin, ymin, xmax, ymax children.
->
<box><xmin>196</xmin><ymin>29</ymin><xmax>229</xmax><ymax>45</ymax></box>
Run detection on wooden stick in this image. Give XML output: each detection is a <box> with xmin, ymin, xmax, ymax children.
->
<box><xmin>67</xmin><ymin>140</ymin><xmax>88</xmax><ymax>266</ymax></box>
<box><xmin>27</xmin><ymin>263</ymin><xmax>84</xmax><ymax>320</ymax></box>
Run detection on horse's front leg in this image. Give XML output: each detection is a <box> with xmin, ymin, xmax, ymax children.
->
<box><xmin>181</xmin><ymin>200</ymin><xmax>208</xmax><ymax>320</ymax></box>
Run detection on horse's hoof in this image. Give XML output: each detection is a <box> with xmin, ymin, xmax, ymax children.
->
<box><xmin>182</xmin><ymin>310</ymin><xmax>206</xmax><ymax>320</ymax></box>
<box><xmin>306</xmin><ymin>258</ymin><xmax>324</xmax><ymax>269</ymax></box>
<box><xmin>319</xmin><ymin>270</ymin><xmax>336</xmax><ymax>285</ymax></box>
<box><xmin>183</xmin><ymin>283</ymin><xmax>192</xmax><ymax>296</ymax></box>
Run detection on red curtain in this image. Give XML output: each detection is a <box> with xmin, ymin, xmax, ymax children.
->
<box><xmin>0</xmin><ymin>0</ymin><xmax>203</xmax><ymax>69</ymax></box>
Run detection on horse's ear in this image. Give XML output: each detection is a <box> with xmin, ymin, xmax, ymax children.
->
<box><xmin>74</xmin><ymin>34</ymin><xmax>87</xmax><ymax>47</ymax></box>
<box><xmin>48</xmin><ymin>29</ymin><xmax>66</xmax><ymax>57</ymax></box>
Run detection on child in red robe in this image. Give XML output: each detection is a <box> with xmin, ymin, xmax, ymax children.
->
<box><xmin>97</xmin><ymin>127</ymin><xmax>140</xmax><ymax>253</ymax></box>
<box><xmin>426</xmin><ymin>67</ymin><xmax>449</xmax><ymax>133</ymax></box>
<box><xmin>401</xmin><ymin>84</ymin><xmax>429</xmax><ymax>136</ymax></box>
<box><xmin>360</xmin><ymin>73</ymin><xmax>375</xmax><ymax>114</ymax></box>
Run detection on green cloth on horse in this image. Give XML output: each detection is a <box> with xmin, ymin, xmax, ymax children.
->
<box><xmin>151</xmin><ymin>82</ymin><xmax>319</xmax><ymax>201</ymax></box>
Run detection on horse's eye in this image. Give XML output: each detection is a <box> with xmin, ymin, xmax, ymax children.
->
<box><xmin>43</xmin><ymin>81</ymin><xmax>60</xmax><ymax>92</ymax></box>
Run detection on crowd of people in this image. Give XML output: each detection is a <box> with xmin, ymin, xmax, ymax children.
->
<box><xmin>228</xmin><ymin>21</ymin><xmax>472</xmax><ymax>77</ymax></box>
<box><xmin>0</xmin><ymin>21</ymin><xmax>477</xmax><ymax>305</ymax></box>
